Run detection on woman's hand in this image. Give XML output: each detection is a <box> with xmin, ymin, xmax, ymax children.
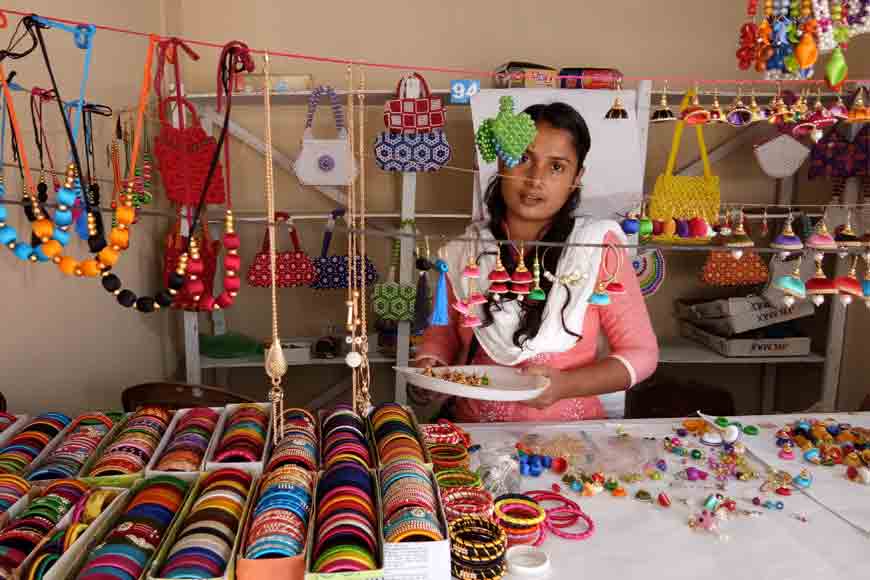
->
<box><xmin>520</xmin><ymin>366</ymin><xmax>571</xmax><ymax>410</ymax></box>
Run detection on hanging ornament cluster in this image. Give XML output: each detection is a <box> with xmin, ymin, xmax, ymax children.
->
<box><xmin>475</xmin><ymin>96</ymin><xmax>537</xmax><ymax>167</ymax></box>
<box><xmin>735</xmin><ymin>0</ymin><xmax>870</xmax><ymax>84</ymax></box>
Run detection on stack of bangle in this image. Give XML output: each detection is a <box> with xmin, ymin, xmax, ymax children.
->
<box><xmin>0</xmin><ymin>413</ymin><xmax>71</xmax><ymax>475</ymax></box>
<box><xmin>428</xmin><ymin>443</ymin><xmax>469</xmax><ymax>471</ymax></box>
<box><xmin>77</xmin><ymin>475</ymin><xmax>189</xmax><ymax>579</ymax></box>
<box><xmin>435</xmin><ymin>467</ymin><xmax>482</xmax><ymax>492</ymax></box>
<box><xmin>525</xmin><ymin>490</ymin><xmax>595</xmax><ymax>541</ymax></box>
<box><xmin>441</xmin><ymin>487</ymin><xmax>494</xmax><ymax>522</ymax></box>
<box><xmin>380</xmin><ymin>458</ymin><xmax>443</xmax><ymax>543</ymax></box>
<box><xmin>86</xmin><ymin>406</ymin><xmax>171</xmax><ymax>477</ymax></box>
<box><xmin>155</xmin><ymin>407</ymin><xmax>220</xmax><ymax>472</ymax></box>
<box><xmin>28</xmin><ymin>412</ymin><xmax>123</xmax><ymax>480</ymax></box>
<box><xmin>448</xmin><ymin>516</ymin><xmax>507</xmax><ymax>580</ymax></box>
<box><xmin>244</xmin><ymin>465</ymin><xmax>314</xmax><ymax>559</ymax></box>
<box><xmin>370</xmin><ymin>403</ymin><xmax>425</xmax><ymax>465</ymax></box>
<box><xmin>266</xmin><ymin>408</ymin><xmax>318</xmax><ymax>472</ymax></box>
<box><xmin>0</xmin><ymin>412</ymin><xmax>17</xmax><ymax>434</ymax></box>
<box><xmin>322</xmin><ymin>406</ymin><xmax>372</xmax><ymax>469</ymax></box>
<box><xmin>158</xmin><ymin>468</ymin><xmax>252</xmax><ymax>578</ymax></box>
<box><xmin>213</xmin><ymin>404</ymin><xmax>268</xmax><ymax>463</ymax></box>
<box><xmin>311</xmin><ymin>461</ymin><xmax>378</xmax><ymax>573</ymax></box>
<box><xmin>0</xmin><ymin>474</ymin><xmax>30</xmax><ymax>514</ymax></box>
<box><xmin>420</xmin><ymin>419</ymin><xmax>470</xmax><ymax>447</ymax></box>
<box><xmin>21</xmin><ymin>488</ymin><xmax>120</xmax><ymax>579</ymax></box>
<box><xmin>493</xmin><ymin>494</ymin><xmax>547</xmax><ymax>547</ymax></box>
<box><xmin>0</xmin><ymin>479</ymin><xmax>88</xmax><ymax>574</ymax></box>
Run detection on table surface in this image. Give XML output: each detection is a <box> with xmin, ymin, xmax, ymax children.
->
<box><xmin>459</xmin><ymin>413</ymin><xmax>870</xmax><ymax>580</ymax></box>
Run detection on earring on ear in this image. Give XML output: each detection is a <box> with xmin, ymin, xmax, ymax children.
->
<box><xmin>529</xmin><ymin>246</ymin><xmax>547</xmax><ymax>302</ymax></box>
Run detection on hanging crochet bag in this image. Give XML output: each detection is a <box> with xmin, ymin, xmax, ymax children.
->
<box><xmin>154</xmin><ymin>95</ymin><xmax>227</xmax><ymax>205</ymax></box>
<box><xmin>700</xmin><ymin>251</ymin><xmax>769</xmax><ymax>287</ymax></box>
<box><xmin>648</xmin><ymin>92</ymin><xmax>720</xmax><ymax>244</ymax></box>
<box><xmin>753</xmin><ymin>133</ymin><xmax>810</xmax><ymax>179</ymax></box>
<box><xmin>294</xmin><ymin>85</ymin><xmax>356</xmax><ymax>187</ymax></box>
<box><xmin>163</xmin><ymin>214</ymin><xmax>218</xmax><ymax>309</ymax></box>
<box><xmin>374</xmin><ymin>73</ymin><xmax>451</xmax><ymax>172</ymax></box>
<box><xmin>309</xmin><ymin>210</ymin><xmax>379</xmax><ymax>290</ymax></box>
<box><xmin>246</xmin><ymin>213</ymin><xmax>317</xmax><ymax>288</ymax></box>
<box><xmin>372</xmin><ymin>240</ymin><xmax>416</xmax><ymax>321</ymax></box>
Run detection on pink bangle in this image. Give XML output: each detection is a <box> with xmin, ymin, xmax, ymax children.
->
<box><xmin>546</xmin><ymin>506</ymin><xmax>595</xmax><ymax>541</ymax></box>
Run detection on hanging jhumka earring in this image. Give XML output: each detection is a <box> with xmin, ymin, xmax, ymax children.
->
<box><xmin>806</xmin><ymin>255</ymin><xmax>837</xmax><ymax>307</ymax></box>
<box><xmin>835</xmin><ymin>208</ymin><xmax>861</xmax><ymax>250</ymax></box>
<box><xmin>262</xmin><ymin>53</ymin><xmax>287</xmax><ymax>444</ymax></box>
<box><xmin>605</xmin><ymin>79</ymin><xmax>629</xmax><ymax>119</ymax></box>
<box><xmin>682</xmin><ymin>85</ymin><xmax>710</xmax><ymax>125</ymax></box>
<box><xmin>651</xmin><ymin>81</ymin><xmax>676</xmax><ymax>122</ymax></box>
<box><xmin>707</xmin><ymin>88</ymin><xmax>725</xmax><ymax>123</ymax></box>
<box><xmin>835</xmin><ymin>255</ymin><xmax>863</xmax><ymax>306</ymax></box>
<box><xmin>511</xmin><ymin>241</ymin><xmax>533</xmax><ymax>301</ymax></box>
<box><xmin>589</xmin><ymin>245</ymin><xmax>622</xmax><ymax>306</ymax></box>
<box><xmin>748</xmin><ymin>87</ymin><xmax>766</xmax><ymax>123</ymax></box>
<box><xmin>466</xmin><ymin>232</ymin><xmax>488</xmax><ymax>309</ymax></box>
<box><xmin>805</xmin><ymin>208</ymin><xmax>838</xmax><ymax>259</ymax></box>
<box><xmin>773</xmin><ymin>255</ymin><xmax>806</xmax><ymax>308</ymax></box>
<box><xmin>726</xmin><ymin>85</ymin><xmax>753</xmax><ymax>127</ymax></box>
<box><xmin>456</xmin><ymin>234</ymin><xmax>483</xmax><ymax>328</ymax></box>
<box><xmin>487</xmin><ymin>244</ymin><xmax>510</xmax><ymax>299</ymax></box>
<box><xmin>770</xmin><ymin>211</ymin><xmax>804</xmax><ymax>258</ymax></box>
<box><xmin>726</xmin><ymin>208</ymin><xmax>754</xmax><ymax>260</ymax></box>
<box><xmin>760</xmin><ymin>208</ymin><xmax>770</xmax><ymax>238</ymax></box>
<box><xmin>529</xmin><ymin>246</ymin><xmax>546</xmax><ymax>301</ymax></box>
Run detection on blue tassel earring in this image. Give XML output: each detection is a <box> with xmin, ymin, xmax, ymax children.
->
<box><xmin>430</xmin><ymin>247</ymin><xmax>449</xmax><ymax>326</ymax></box>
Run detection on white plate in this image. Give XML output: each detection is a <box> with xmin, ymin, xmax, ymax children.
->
<box><xmin>394</xmin><ymin>365</ymin><xmax>547</xmax><ymax>402</ymax></box>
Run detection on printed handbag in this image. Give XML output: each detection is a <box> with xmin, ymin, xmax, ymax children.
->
<box><xmin>154</xmin><ymin>95</ymin><xmax>227</xmax><ymax>205</ymax></box>
<box><xmin>372</xmin><ymin>240</ymin><xmax>416</xmax><ymax>321</ymax></box>
<box><xmin>383</xmin><ymin>72</ymin><xmax>446</xmax><ymax>133</ymax></box>
<box><xmin>246</xmin><ymin>213</ymin><xmax>317</xmax><ymax>288</ymax></box>
<box><xmin>309</xmin><ymin>210</ymin><xmax>379</xmax><ymax>290</ymax></box>
<box><xmin>648</xmin><ymin>91</ymin><xmax>720</xmax><ymax>244</ymax></box>
<box><xmin>163</xmin><ymin>215</ymin><xmax>218</xmax><ymax>310</ymax></box>
<box><xmin>700</xmin><ymin>251</ymin><xmax>769</xmax><ymax>287</ymax></box>
<box><xmin>374</xmin><ymin>130</ymin><xmax>452</xmax><ymax>173</ymax></box>
<box><xmin>294</xmin><ymin>85</ymin><xmax>357</xmax><ymax>187</ymax></box>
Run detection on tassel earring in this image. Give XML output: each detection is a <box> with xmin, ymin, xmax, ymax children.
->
<box><xmin>528</xmin><ymin>246</ymin><xmax>546</xmax><ymax>302</ymax></box>
<box><xmin>430</xmin><ymin>249</ymin><xmax>449</xmax><ymax>326</ymax></box>
<box><xmin>806</xmin><ymin>255</ymin><xmax>836</xmax><ymax>307</ymax></box>
<box><xmin>773</xmin><ymin>256</ymin><xmax>806</xmax><ymax>308</ymax></box>
<box><xmin>834</xmin><ymin>255</ymin><xmax>862</xmax><ymax>306</ymax></box>
<box><xmin>487</xmin><ymin>244</ymin><xmax>510</xmax><ymax>298</ymax></box>
<box><xmin>413</xmin><ymin>237</ymin><xmax>432</xmax><ymax>333</ymax></box>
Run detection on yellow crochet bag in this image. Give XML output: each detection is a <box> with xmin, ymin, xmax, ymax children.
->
<box><xmin>649</xmin><ymin>91</ymin><xmax>720</xmax><ymax>244</ymax></box>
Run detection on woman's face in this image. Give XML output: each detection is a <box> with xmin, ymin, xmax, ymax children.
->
<box><xmin>500</xmin><ymin>120</ymin><xmax>584</xmax><ymax>226</ymax></box>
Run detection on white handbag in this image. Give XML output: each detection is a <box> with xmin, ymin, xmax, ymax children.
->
<box><xmin>753</xmin><ymin>133</ymin><xmax>810</xmax><ymax>179</ymax></box>
<box><xmin>294</xmin><ymin>85</ymin><xmax>357</xmax><ymax>186</ymax></box>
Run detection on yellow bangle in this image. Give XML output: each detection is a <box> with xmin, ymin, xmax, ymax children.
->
<box><xmin>493</xmin><ymin>498</ymin><xmax>545</xmax><ymax>527</ymax></box>
<box><xmin>84</xmin><ymin>489</ymin><xmax>117</xmax><ymax>523</ymax></box>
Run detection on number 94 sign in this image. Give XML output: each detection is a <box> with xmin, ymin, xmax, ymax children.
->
<box><xmin>450</xmin><ymin>79</ymin><xmax>480</xmax><ymax>104</ymax></box>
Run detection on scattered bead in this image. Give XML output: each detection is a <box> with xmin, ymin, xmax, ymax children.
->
<box><xmin>551</xmin><ymin>483</ymin><xmax>561</xmax><ymax>493</ymax></box>
<box><xmin>611</xmin><ymin>487</ymin><xmax>627</xmax><ymax>497</ymax></box>
<box><xmin>634</xmin><ymin>490</ymin><xmax>652</xmax><ymax>502</ymax></box>
<box><xmin>657</xmin><ymin>492</ymin><xmax>671</xmax><ymax>508</ymax></box>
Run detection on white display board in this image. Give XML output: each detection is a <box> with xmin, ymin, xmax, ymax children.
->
<box><xmin>470</xmin><ymin>88</ymin><xmax>645</xmax><ymax>220</ymax></box>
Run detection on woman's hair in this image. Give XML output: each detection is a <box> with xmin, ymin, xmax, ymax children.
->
<box><xmin>481</xmin><ymin>102</ymin><xmax>592</xmax><ymax>347</ymax></box>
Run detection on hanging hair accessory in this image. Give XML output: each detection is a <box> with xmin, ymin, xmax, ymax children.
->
<box><xmin>431</xmin><ymin>250</ymin><xmax>449</xmax><ymax>326</ymax></box>
<box><xmin>413</xmin><ymin>236</ymin><xmax>432</xmax><ymax>333</ymax></box>
<box><xmin>834</xmin><ymin>255</ymin><xmax>862</xmax><ymax>305</ymax></box>
<box><xmin>475</xmin><ymin>96</ymin><xmax>537</xmax><ymax>168</ymax></box>
<box><xmin>806</xmin><ymin>256</ymin><xmax>836</xmax><ymax>306</ymax></box>
<box><xmin>773</xmin><ymin>256</ymin><xmax>806</xmax><ymax>308</ymax></box>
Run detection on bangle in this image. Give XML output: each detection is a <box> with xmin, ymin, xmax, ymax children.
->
<box><xmin>546</xmin><ymin>506</ymin><xmax>595</xmax><ymax>540</ymax></box>
<box><xmin>493</xmin><ymin>496</ymin><xmax>546</xmax><ymax>528</ymax></box>
<box><xmin>442</xmin><ymin>488</ymin><xmax>494</xmax><ymax>521</ymax></box>
<box><xmin>436</xmin><ymin>467</ymin><xmax>481</xmax><ymax>489</ymax></box>
<box><xmin>450</xmin><ymin>516</ymin><xmax>507</xmax><ymax>580</ymax></box>
<box><xmin>421</xmin><ymin>420</ymin><xmax>470</xmax><ymax>447</ymax></box>
<box><xmin>428</xmin><ymin>443</ymin><xmax>469</xmax><ymax>470</ymax></box>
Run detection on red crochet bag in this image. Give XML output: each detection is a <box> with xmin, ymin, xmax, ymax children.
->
<box><xmin>383</xmin><ymin>72</ymin><xmax>445</xmax><ymax>133</ymax></box>
<box><xmin>246</xmin><ymin>213</ymin><xmax>317</xmax><ymax>288</ymax></box>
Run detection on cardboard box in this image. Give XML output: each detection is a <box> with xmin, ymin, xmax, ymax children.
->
<box><xmin>675</xmin><ymin>296</ymin><xmax>814</xmax><ymax>336</ymax></box>
<box><xmin>205</xmin><ymin>403</ymin><xmax>272</xmax><ymax>477</ymax></box>
<box><xmin>146</xmin><ymin>407</ymin><xmax>226</xmax><ymax>480</ymax></box>
<box><xmin>493</xmin><ymin>61</ymin><xmax>557</xmax><ymax>88</ymax></box>
<box><xmin>680</xmin><ymin>321</ymin><xmax>812</xmax><ymax>358</ymax></box>
<box><xmin>147</xmin><ymin>470</ymin><xmax>258</xmax><ymax>580</ymax></box>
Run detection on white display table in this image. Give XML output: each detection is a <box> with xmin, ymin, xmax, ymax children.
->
<box><xmin>460</xmin><ymin>413</ymin><xmax>870</xmax><ymax>580</ymax></box>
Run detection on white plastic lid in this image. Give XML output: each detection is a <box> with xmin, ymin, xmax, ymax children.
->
<box><xmin>506</xmin><ymin>545</ymin><xmax>551</xmax><ymax>576</ymax></box>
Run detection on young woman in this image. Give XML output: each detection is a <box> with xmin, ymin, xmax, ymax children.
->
<box><xmin>413</xmin><ymin>102</ymin><xmax>658</xmax><ymax>422</ymax></box>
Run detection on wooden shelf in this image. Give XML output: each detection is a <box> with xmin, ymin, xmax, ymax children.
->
<box><xmin>658</xmin><ymin>338</ymin><xmax>825</xmax><ymax>365</ymax></box>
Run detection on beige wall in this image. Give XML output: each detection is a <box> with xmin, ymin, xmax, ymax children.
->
<box><xmin>0</xmin><ymin>1</ymin><xmax>175</xmax><ymax>414</ymax></box>
<box><xmin>0</xmin><ymin>1</ymin><xmax>867</xmax><ymax>414</ymax></box>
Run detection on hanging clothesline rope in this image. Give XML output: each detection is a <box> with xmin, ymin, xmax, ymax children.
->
<box><xmin>2</xmin><ymin>8</ymin><xmax>870</xmax><ymax>86</ymax></box>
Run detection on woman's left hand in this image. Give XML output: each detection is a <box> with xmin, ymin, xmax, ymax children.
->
<box><xmin>520</xmin><ymin>366</ymin><xmax>570</xmax><ymax>410</ymax></box>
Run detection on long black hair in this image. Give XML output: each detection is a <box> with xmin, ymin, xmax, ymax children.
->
<box><xmin>481</xmin><ymin>102</ymin><xmax>591</xmax><ymax>347</ymax></box>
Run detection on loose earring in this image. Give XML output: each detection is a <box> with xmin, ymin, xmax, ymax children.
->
<box><xmin>651</xmin><ymin>81</ymin><xmax>676</xmax><ymax>122</ymax></box>
<box><xmin>605</xmin><ymin>80</ymin><xmax>629</xmax><ymax>119</ymax></box>
<box><xmin>529</xmin><ymin>246</ymin><xmax>546</xmax><ymax>302</ymax></box>
<box><xmin>773</xmin><ymin>256</ymin><xmax>806</xmax><ymax>308</ymax></box>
